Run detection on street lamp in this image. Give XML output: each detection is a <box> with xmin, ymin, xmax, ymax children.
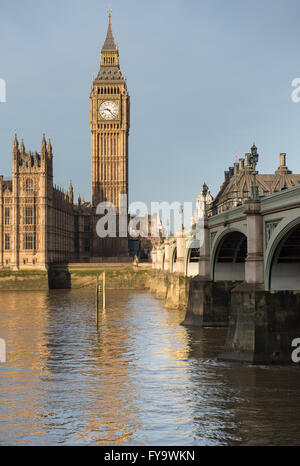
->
<box><xmin>202</xmin><ymin>182</ymin><xmax>208</xmax><ymax>218</ymax></box>
<box><xmin>249</xmin><ymin>143</ymin><xmax>259</xmax><ymax>199</ymax></box>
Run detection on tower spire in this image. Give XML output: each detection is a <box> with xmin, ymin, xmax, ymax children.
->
<box><xmin>47</xmin><ymin>138</ymin><xmax>53</xmax><ymax>158</ymax></box>
<box><xmin>20</xmin><ymin>138</ymin><xmax>25</xmax><ymax>154</ymax></box>
<box><xmin>68</xmin><ymin>180</ymin><xmax>74</xmax><ymax>204</ymax></box>
<box><xmin>41</xmin><ymin>133</ymin><xmax>47</xmax><ymax>159</ymax></box>
<box><xmin>102</xmin><ymin>7</ymin><xmax>118</xmax><ymax>51</ymax></box>
<box><xmin>13</xmin><ymin>132</ymin><xmax>18</xmax><ymax>149</ymax></box>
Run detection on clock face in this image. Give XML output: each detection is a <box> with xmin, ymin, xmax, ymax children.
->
<box><xmin>99</xmin><ymin>100</ymin><xmax>119</xmax><ymax>120</ymax></box>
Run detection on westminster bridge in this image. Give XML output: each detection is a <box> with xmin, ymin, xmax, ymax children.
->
<box><xmin>151</xmin><ymin>184</ymin><xmax>300</xmax><ymax>364</ymax></box>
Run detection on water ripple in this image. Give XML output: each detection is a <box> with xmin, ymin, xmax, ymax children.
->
<box><xmin>0</xmin><ymin>289</ymin><xmax>299</xmax><ymax>445</ymax></box>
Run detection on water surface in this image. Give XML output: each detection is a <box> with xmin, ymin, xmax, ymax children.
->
<box><xmin>0</xmin><ymin>290</ymin><xmax>299</xmax><ymax>445</ymax></box>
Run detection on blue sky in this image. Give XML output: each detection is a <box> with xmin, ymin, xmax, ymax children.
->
<box><xmin>1</xmin><ymin>0</ymin><xmax>300</xmax><ymax>209</ymax></box>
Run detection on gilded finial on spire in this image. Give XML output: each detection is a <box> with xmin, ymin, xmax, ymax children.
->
<box><xmin>108</xmin><ymin>5</ymin><xmax>112</xmax><ymax>17</ymax></box>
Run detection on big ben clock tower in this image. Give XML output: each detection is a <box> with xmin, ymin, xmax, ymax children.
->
<box><xmin>90</xmin><ymin>9</ymin><xmax>129</xmax><ymax>257</ymax></box>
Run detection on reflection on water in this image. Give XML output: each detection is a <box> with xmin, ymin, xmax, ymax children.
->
<box><xmin>0</xmin><ymin>289</ymin><xmax>300</xmax><ymax>445</ymax></box>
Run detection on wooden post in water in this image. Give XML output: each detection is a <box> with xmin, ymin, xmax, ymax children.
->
<box><xmin>96</xmin><ymin>274</ymin><xmax>99</xmax><ymax>325</ymax></box>
<box><xmin>103</xmin><ymin>271</ymin><xmax>106</xmax><ymax>311</ymax></box>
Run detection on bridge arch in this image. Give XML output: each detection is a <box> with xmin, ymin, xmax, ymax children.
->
<box><xmin>185</xmin><ymin>240</ymin><xmax>200</xmax><ymax>276</ymax></box>
<box><xmin>212</xmin><ymin>229</ymin><xmax>248</xmax><ymax>281</ymax></box>
<box><xmin>266</xmin><ymin>218</ymin><xmax>300</xmax><ymax>290</ymax></box>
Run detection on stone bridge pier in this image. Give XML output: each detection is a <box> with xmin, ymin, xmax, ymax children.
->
<box><xmin>156</xmin><ymin>185</ymin><xmax>300</xmax><ymax>363</ymax></box>
<box><xmin>220</xmin><ymin>199</ymin><xmax>300</xmax><ymax>364</ymax></box>
<box><xmin>183</xmin><ymin>214</ymin><xmax>235</xmax><ymax>328</ymax></box>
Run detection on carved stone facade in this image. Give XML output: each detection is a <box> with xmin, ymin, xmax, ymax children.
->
<box><xmin>0</xmin><ymin>13</ymin><xmax>129</xmax><ymax>269</ymax></box>
<box><xmin>0</xmin><ymin>135</ymin><xmax>75</xmax><ymax>269</ymax></box>
<box><xmin>206</xmin><ymin>144</ymin><xmax>300</xmax><ymax>217</ymax></box>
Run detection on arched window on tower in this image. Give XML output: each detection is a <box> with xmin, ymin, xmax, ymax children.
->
<box><xmin>25</xmin><ymin>179</ymin><xmax>34</xmax><ymax>193</ymax></box>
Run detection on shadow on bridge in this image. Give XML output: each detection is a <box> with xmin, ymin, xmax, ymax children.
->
<box><xmin>213</xmin><ymin>231</ymin><xmax>247</xmax><ymax>282</ymax></box>
<box><xmin>270</xmin><ymin>223</ymin><xmax>300</xmax><ymax>291</ymax></box>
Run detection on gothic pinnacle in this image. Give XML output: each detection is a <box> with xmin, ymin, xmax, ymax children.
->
<box><xmin>13</xmin><ymin>131</ymin><xmax>18</xmax><ymax>148</ymax></box>
<box><xmin>20</xmin><ymin>138</ymin><xmax>25</xmax><ymax>153</ymax></box>
<box><xmin>41</xmin><ymin>133</ymin><xmax>47</xmax><ymax>150</ymax></box>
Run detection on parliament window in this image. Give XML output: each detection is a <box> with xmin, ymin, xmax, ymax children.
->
<box><xmin>5</xmin><ymin>234</ymin><xmax>10</xmax><ymax>250</ymax></box>
<box><xmin>5</xmin><ymin>208</ymin><xmax>10</xmax><ymax>225</ymax></box>
<box><xmin>24</xmin><ymin>206</ymin><xmax>35</xmax><ymax>225</ymax></box>
<box><xmin>84</xmin><ymin>216</ymin><xmax>90</xmax><ymax>232</ymax></box>
<box><xmin>25</xmin><ymin>179</ymin><xmax>34</xmax><ymax>193</ymax></box>
<box><xmin>24</xmin><ymin>233</ymin><xmax>36</xmax><ymax>250</ymax></box>
<box><xmin>84</xmin><ymin>239</ymin><xmax>90</xmax><ymax>252</ymax></box>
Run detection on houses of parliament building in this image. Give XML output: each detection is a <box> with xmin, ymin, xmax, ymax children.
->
<box><xmin>2</xmin><ymin>11</ymin><xmax>299</xmax><ymax>272</ymax></box>
<box><xmin>0</xmin><ymin>12</ymin><xmax>130</xmax><ymax>270</ymax></box>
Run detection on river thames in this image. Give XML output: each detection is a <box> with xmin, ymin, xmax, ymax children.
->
<box><xmin>0</xmin><ymin>289</ymin><xmax>299</xmax><ymax>446</ymax></box>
